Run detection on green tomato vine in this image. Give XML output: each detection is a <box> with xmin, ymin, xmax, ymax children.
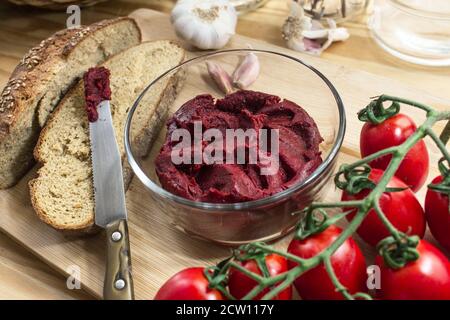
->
<box><xmin>205</xmin><ymin>95</ymin><xmax>450</xmax><ymax>300</ymax></box>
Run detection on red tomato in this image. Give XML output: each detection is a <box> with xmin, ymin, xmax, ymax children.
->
<box><xmin>342</xmin><ymin>168</ymin><xmax>425</xmax><ymax>247</ymax></box>
<box><xmin>360</xmin><ymin>113</ymin><xmax>429</xmax><ymax>192</ymax></box>
<box><xmin>376</xmin><ymin>239</ymin><xmax>450</xmax><ymax>300</ymax></box>
<box><xmin>287</xmin><ymin>225</ymin><xmax>367</xmax><ymax>300</ymax></box>
<box><xmin>228</xmin><ymin>254</ymin><xmax>292</xmax><ymax>300</ymax></box>
<box><xmin>425</xmin><ymin>175</ymin><xmax>450</xmax><ymax>252</ymax></box>
<box><xmin>154</xmin><ymin>267</ymin><xmax>224</xmax><ymax>300</ymax></box>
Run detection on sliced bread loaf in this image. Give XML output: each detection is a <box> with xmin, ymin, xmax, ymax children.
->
<box><xmin>29</xmin><ymin>40</ymin><xmax>185</xmax><ymax>233</ymax></box>
<box><xmin>0</xmin><ymin>17</ymin><xmax>141</xmax><ymax>188</ymax></box>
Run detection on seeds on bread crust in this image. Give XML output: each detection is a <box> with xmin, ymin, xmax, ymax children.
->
<box><xmin>19</xmin><ymin>36</ymin><xmax>57</xmax><ymax>70</ymax></box>
<box><xmin>0</xmin><ymin>76</ymin><xmax>27</xmax><ymax>114</ymax></box>
<box><xmin>62</xmin><ymin>27</ymin><xmax>91</xmax><ymax>56</ymax></box>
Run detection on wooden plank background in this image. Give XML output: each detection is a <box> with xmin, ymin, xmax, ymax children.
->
<box><xmin>0</xmin><ymin>0</ymin><xmax>448</xmax><ymax>300</ymax></box>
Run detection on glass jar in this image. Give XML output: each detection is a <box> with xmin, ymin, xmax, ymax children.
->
<box><xmin>369</xmin><ymin>0</ymin><xmax>450</xmax><ymax>66</ymax></box>
<box><xmin>230</xmin><ymin>0</ymin><xmax>271</xmax><ymax>14</ymax></box>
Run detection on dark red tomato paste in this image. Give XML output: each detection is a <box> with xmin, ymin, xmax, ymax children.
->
<box><xmin>83</xmin><ymin>67</ymin><xmax>111</xmax><ymax>122</ymax></box>
<box><xmin>155</xmin><ymin>90</ymin><xmax>323</xmax><ymax>203</ymax></box>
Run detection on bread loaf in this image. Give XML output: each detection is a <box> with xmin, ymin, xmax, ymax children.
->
<box><xmin>30</xmin><ymin>40</ymin><xmax>185</xmax><ymax>232</ymax></box>
<box><xmin>0</xmin><ymin>17</ymin><xmax>141</xmax><ymax>188</ymax></box>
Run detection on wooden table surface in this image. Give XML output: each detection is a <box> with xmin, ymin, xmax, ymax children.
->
<box><xmin>0</xmin><ymin>0</ymin><xmax>448</xmax><ymax>300</ymax></box>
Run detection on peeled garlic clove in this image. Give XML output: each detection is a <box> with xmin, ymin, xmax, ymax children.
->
<box><xmin>206</xmin><ymin>61</ymin><xmax>233</xmax><ymax>95</ymax></box>
<box><xmin>232</xmin><ymin>52</ymin><xmax>260</xmax><ymax>90</ymax></box>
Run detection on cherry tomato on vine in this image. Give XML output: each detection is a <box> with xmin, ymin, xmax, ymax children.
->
<box><xmin>154</xmin><ymin>267</ymin><xmax>224</xmax><ymax>300</ymax></box>
<box><xmin>287</xmin><ymin>225</ymin><xmax>367</xmax><ymax>300</ymax></box>
<box><xmin>228</xmin><ymin>253</ymin><xmax>292</xmax><ymax>300</ymax></box>
<box><xmin>342</xmin><ymin>168</ymin><xmax>426</xmax><ymax>247</ymax></box>
<box><xmin>360</xmin><ymin>113</ymin><xmax>429</xmax><ymax>192</ymax></box>
<box><xmin>425</xmin><ymin>175</ymin><xmax>450</xmax><ymax>252</ymax></box>
<box><xmin>376</xmin><ymin>239</ymin><xmax>450</xmax><ymax>300</ymax></box>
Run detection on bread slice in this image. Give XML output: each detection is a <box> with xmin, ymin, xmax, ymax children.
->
<box><xmin>29</xmin><ymin>41</ymin><xmax>185</xmax><ymax>233</ymax></box>
<box><xmin>0</xmin><ymin>17</ymin><xmax>141</xmax><ymax>188</ymax></box>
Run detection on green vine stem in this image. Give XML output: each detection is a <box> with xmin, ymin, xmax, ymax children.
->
<box><xmin>207</xmin><ymin>95</ymin><xmax>450</xmax><ymax>300</ymax></box>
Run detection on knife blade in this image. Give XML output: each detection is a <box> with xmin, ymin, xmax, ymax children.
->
<box><xmin>89</xmin><ymin>98</ymin><xmax>134</xmax><ymax>300</ymax></box>
<box><xmin>90</xmin><ymin>100</ymin><xmax>127</xmax><ymax>228</ymax></box>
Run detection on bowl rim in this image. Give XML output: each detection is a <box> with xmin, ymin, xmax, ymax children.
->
<box><xmin>389</xmin><ymin>0</ymin><xmax>450</xmax><ymax>20</ymax></box>
<box><xmin>124</xmin><ymin>49</ymin><xmax>346</xmax><ymax>211</ymax></box>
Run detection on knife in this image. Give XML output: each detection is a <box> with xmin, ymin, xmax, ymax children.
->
<box><xmin>89</xmin><ymin>97</ymin><xmax>134</xmax><ymax>300</ymax></box>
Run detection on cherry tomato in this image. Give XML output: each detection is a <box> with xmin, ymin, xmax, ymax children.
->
<box><xmin>360</xmin><ymin>113</ymin><xmax>429</xmax><ymax>192</ymax></box>
<box><xmin>342</xmin><ymin>168</ymin><xmax>426</xmax><ymax>247</ymax></box>
<box><xmin>425</xmin><ymin>175</ymin><xmax>450</xmax><ymax>252</ymax></box>
<box><xmin>287</xmin><ymin>225</ymin><xmax>367</xmax><ymax>300</ymax></box>
<box><xmin>376</xmin><ymin>239</ymin><xmax>450</xmax><ymax>300</ymax></box>
<box><xmin>228</xmin><ymin>254</ymin><xmax>292</xmax><ymax>300</ymax></box>
<box><xmin>154</xmin><ymin>267</ymin><xmax>224</xmax><ymax>300</ymax></box>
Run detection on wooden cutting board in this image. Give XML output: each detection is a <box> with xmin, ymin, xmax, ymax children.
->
<box><xmin>0</xmin><ymin>9</ymin><xmax>448</xmax><ymax>299</ymax></box>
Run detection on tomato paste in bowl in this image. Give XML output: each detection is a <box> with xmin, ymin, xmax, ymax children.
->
<box><xmin>125</xmin><ymin>49</ymin><xmax>345</xmax><ymax>245</ymax></box>
<box><xmin>155</xmin><ymin>90</ymin><xmax>323</xmax><ymax>203</ymax></box>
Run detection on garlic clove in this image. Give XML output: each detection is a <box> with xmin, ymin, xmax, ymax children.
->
<box><xmin>329</xmin><ymin>27</ymin><xmax>350</xmax><ymax>42</ymax></box>
<box><xmin>232</xmin><ymin>52</ymin><xmax>260</xmax><ymax>90</ymax></box>
<box><xmin>303</xmin><ymin>38</ymin><xmax>322</xmax><ymax>50</ymax></box>
<box><xmin>325</xmin><ymin>18</ymin><xmax>349</xmax><ymax>42</ymax></box>
<box><xmin>302</xmin><ymin>29</ymin><xmax>329</xmax><ymax>39</ymax></box>
<box><xmin>206</xmin><ymin>61</ymin><xmax>234</xmax><ymax>95</ymax></box>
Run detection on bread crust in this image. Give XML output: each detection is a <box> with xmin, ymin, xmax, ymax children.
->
<box><xmin>0</xmin><ymin>17</ymin><xmax>141</xmax><ymax>189</ymax></box>
<box><xmin>0</xmin><ymin>17</ymin><xmax>141</xmax><ymax>137</ymax></box>
<box><xmin>29</xmin><ymin>177</ymin><xmax>99</xmax><ymax>234</ymax></box>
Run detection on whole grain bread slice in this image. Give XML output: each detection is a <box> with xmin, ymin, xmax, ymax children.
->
<box><xmin>29</xmin><ymin>40</ymin><xmax>185</xmax><ymax>233</ymax></box>
<box><xmin>0</xmin><ymin>17</ymin><xmax>141</xmax><ymax>188</ymax></box>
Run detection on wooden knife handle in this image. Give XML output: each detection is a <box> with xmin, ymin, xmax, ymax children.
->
<box><xmin>104</xmin><ymin>219</ymin><xmax>134</xmax><ymax>300</ymax></box>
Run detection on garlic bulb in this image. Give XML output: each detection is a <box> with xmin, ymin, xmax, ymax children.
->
<box><xmin>171</xmin><ymin>0</ymin><xmax>238</xmax><ymax>50</ymax></box>
<box><xmin>282</xmin><ymin>0</ymin><xmax>349</xmax><ymax>55</ymax></box>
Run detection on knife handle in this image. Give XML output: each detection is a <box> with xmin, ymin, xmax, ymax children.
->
<box><xmin>104</xmin><ymin>219</ymin><xmax>134</xmax><ymax>300</ymax></box>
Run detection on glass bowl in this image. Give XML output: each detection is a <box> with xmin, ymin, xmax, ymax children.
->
<box><xmin>125</xmin><ymin>49</ymin><xmax>345</xmax><ymax>245</ymax></box>
<box><xmin>369</xmin><ymin>0</ymin><xmax>450</xmax><ymax>66</ymax></box>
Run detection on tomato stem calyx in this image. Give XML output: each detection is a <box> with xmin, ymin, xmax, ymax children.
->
<box><xmin>334</xmin><ymin>164</ymin><xmax>406</xmax><ymax>195</ymax></box>
<box><xmin>358</xmin><ymin>97</ymin><xmax>400</xmax><ymax>124</ymax></box>
<box><xmin>377</xmin><ymin>235</ymin><xmax>420</xmax><ymax>269</ymax></box>
<box><xmin>295</xmin><ymin>207</ymin><xmax>349</xmax><ymax>240</ymax></box>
